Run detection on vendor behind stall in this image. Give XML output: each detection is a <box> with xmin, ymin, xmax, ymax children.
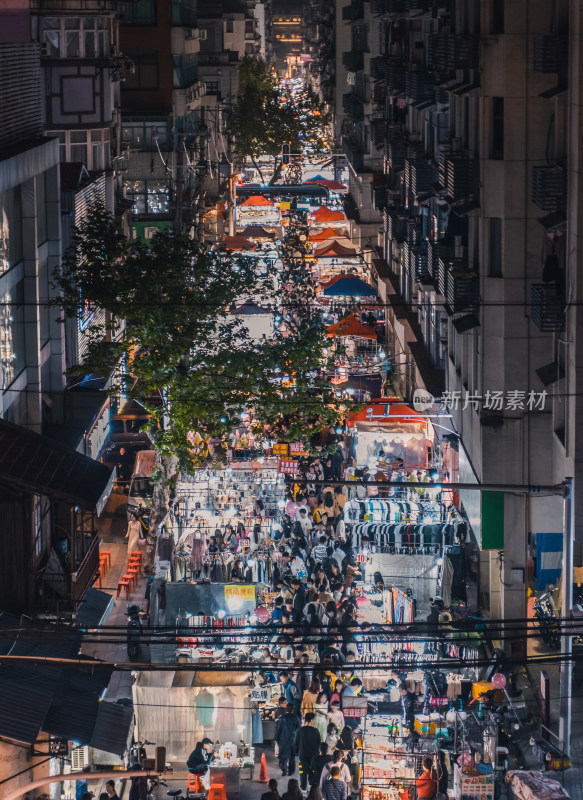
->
<box><xmin>187</xmin><ymin>738</ymin><xmax>214</xmax><ymax>788</ymax></box>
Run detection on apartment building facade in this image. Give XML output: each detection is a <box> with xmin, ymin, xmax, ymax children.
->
<box><xmin>336</xmin><ymin>0</ymin><xmax>577</xmax><ymax>630</ymax></box>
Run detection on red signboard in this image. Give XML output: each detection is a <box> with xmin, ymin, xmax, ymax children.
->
<box><xmin>342</xmin><ymin>697</ymin><xmax>368</xmax><ymax>717</ymax></box>
<box><xmin>279</xmin><ymin>459</ymin><xmax>299</xmax><ymax>475</ymax></box>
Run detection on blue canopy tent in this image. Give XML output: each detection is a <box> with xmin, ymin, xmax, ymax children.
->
<box><xmin>323</xmin><ymin>276</ymin><xmax>378</xmax><ymax>297</ymax></box>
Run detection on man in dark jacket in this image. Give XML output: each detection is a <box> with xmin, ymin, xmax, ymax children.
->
<box><xmin>399</xmin><ymin>684</ymin><xmax>415</xmax><ymax>731</ymax></box>
<box><xmin>187</xmin><ymin>738</ymin><xmax>214</xmax><ymax>774</ymax></box>
<box><xmin>309</xmin><ymin>742</ymin><xmax>333</xmax><ymax>787</ymax></box>
<box><xmin>275</xmin><ymin>703</ymin><xmax>301</xmax><ymax>776</ymax></box>
<box><xmin>295</xmin><ymin>712</ymin><xmax>321</xmax><ymax>790</ymax></box>
<box><xmin>291</xmin><ymin>578</ymin><xmax>306</xmax><ymax>625</ymax></box>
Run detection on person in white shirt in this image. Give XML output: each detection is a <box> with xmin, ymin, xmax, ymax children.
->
<box><xmin>296</xmin><ymin>507</ymin><xmax>312</xmax><ymax>538</ymax></box>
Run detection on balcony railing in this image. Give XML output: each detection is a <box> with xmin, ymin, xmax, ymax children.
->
<box><xmin>530</xmin><ymin>283</ymin><xmax>565</xmax><ymax>332</ymax></box>
<box><xmin>405</xmin><ymin>66</ymin><xmax>433</xmax><ymax>102</ymax></box>
<box><xmin>446</xmin><ymin>263</ymin><xmax>479</xmax><ymax>314</ymax></box>
<box><xmin>403</xmin><ymin>240</ymin><xmax>431</xmax><ymax>282</ymax></box>
<box><xmin>533</xmin><ymin>35</ymin><xmax>568</xmax><ymax>73</ymax></box>
<box><xmin>385</xmin><ymin>211</ymin><xmax>408</xmax><ymax>243</ymax></box>
<box><xmin>406</xmin><ymin>159</ymin><xmax>434</xmax><ymax>196</ymax></box>
<box><xmin>532</xmin><ymin>165</ymin><xmax>566</xmax><ymax>211</ymax></box>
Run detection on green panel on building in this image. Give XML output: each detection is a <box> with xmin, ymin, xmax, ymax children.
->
<box><xmin>481</xmin><ymin>490</ymin><xmax>504</xmax><ymax>549</ymax></box>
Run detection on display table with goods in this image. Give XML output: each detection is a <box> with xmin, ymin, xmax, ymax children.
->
<box><xmin>209</xmin><ymin>741</ymin><xmax>256</xmax><ymax>794</ymax></box>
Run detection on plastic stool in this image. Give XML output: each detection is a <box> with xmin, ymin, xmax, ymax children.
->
<box><xmin>99</xmin><ymin>554</ymin><xmax>108</xmax><ymax>576</ymax></box>
<box><xmin>187</xmin><ymin>774</ymin><xmax>204</xmax><ymax>794</ymax></box>
<box><xmin>116</xmin><ymin>577</ymin><xmax>131</xmax><ymax>599</ymax></box>
<box><xmin>94</xmin><ymin>569</ymin><xmax>103</xmax><ymax>589</ymax></box>
<box><xmin>131</xmin><ymin>551</ymin><xmax>143</xmax><ymax>566</ymax></box>
<box><xmin>100</xmin><ymin>549</ymin><xmax>112</xmax><ymax>569</ymax></box>
<box><xmin>127</xmin><ymin>566</ymin><xmax>139</xmax><ymax>591</ymax></box>
<box><xmin>128</xmin><ymin>556</ymin><xmax>142</xmax><ymax>576</ymax></box>
<box><xmin>208</xmin><ymin>783</ymin><xmax>227</xmax><ymax>800</ymax></box>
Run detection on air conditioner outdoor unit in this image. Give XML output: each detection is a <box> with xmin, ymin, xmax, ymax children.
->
<box><xmin>70</xmin><ymin>746</ymin><xmax>90</xmax><ymax>772</ymax></box>
<box><xmin>347</xmin><ymin>71</ymin><xmax>356</xmax><ymax>86</ymax></box>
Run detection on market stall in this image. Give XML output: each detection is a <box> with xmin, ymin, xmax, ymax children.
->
<box><xmin>347</xmin><ymin>399</ymin><xmax>430</xmax><ymax>470</ymax></box>
<box><xmin>149</xmin><ymin>580</ymin><xmax>260</xmax><ymax>662</ymax></box>
<box><xmin>133</xmin><ymin>669</ymin><xmax>256</xmax><ymax>779</ymax></box>
<box><xmin>237</xmin><ymin>195</ymin><xmax>281</xmax><ymax>228</ymax></box>
<box><xmin>309</xmin><ymin>205</ymin><xmax>351</xmax><ymax>235</ymax></box>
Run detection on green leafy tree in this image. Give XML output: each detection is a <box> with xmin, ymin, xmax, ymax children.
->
<box><xmin>232</xmin><ymin>57</ymin><xmax>331</xmax><ymax>183</ymax></box>
<box><xmin>53</xmin><ymin>205</ymin><xmax>347</xmax><ymax>571</ymax></box>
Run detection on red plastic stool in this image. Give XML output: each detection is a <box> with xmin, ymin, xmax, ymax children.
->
<box><xmin>208</xmin><ymin>783</ymin><xmax>227</xmax><ymax>800</ymax></box>
<box><xmin>187</xmin><ymin>774</ymin><xmax>204</xmax><ymax>794</ymax></box>
<box><xmin>127</xmin><ymin>566</ymin><xmax>139</xmax><ymax>591</ymax></box>
<box><xmin>116</xmin><ymin>577</ymin><xmax>131</xmax><ymax>599</ymax></box>
<box><xmin>99</xmin><ymin>554</ymin><xmax>108</xmax><ymax>577</ymax></box>
<box><xmin>100</xmin><ymin>549</ymin><xmax>112</xmax><ymax>569</ymax></box>
<box><xmin>131</xmin><ymin>550</ymin><xmax>143</xmax><ymax>566</ymax></box>
<box><xmin>128</xmin><ymin>556</ymin><xmax>142</xmax><ymax>576</ymax></box>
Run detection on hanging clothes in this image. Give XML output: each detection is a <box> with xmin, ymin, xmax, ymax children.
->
<box><xmin>195</xmin><ymin>688</ymin><xmax>216</xmax><ymax>728</ymax></box>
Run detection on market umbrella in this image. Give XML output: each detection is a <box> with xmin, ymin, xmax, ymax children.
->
<box><xmin>310</xmin><ymin>206</ymin><xmax>347</xmax><ymax>222</ymax></box>
<box><xmin>323</xmin><ymin>276</ymin><xmax>378</xmax><ymax>297</ymax></box>
<box><xmin>326</xmin><ymin>314</ymin><xmax>378</xmax><ymax>339</ymax></box>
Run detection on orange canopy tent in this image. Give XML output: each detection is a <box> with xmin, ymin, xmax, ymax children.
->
<box><xmin>326</xmin><ymin>314</ymin><xmax>377</xmax><ymax>339</ymax></box>
<box><xmin>347</xmin><ymin>398</ymin><xmax>428</xmax><ymax>430</ymax></box>
<box><xmin>240</xmin><ymin>195</ymin><xmax>274</xmax><ymax>206</ymax></box>
<box><xmin>314</xmin><ymin>240</ymin><xmax>359</xmax><ymax>259</ymax></box>
<box><xmin>310</xmin><ymin>206</ymin><xmax>347</xmax><ymax>222</ymax></box>
<box><xmin>309</xmin><ymin>226</ymin><xmax>351</xmax><ymax>242</ymax></box>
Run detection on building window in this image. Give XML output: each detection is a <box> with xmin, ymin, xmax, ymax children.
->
<box><xmin>492</xmin><ymin>0</ymin><xmax>504</xmax><ymax>34</ymax></box>
<box><xmin>0</xmin><ymin>187</ymin><xmax>23</xmax><ymax>276</ymax></box>
<box><xmin>40</xmin><ymin>16</ymin><xmax>108</xmax><ymax>58</ymax></box>
<box><xmin>172</xmin><ymin>53</ymin><xmax>198</xmax><ymax>89</ymax></box>
<box><xmin>121</xmin><ymin>0</ymin><xmax>157</xmax><ymax>26</ymax></box>
<box><xmin>205</xmin><ymin>81</ymin><xmax>220</xmax><ymax>95</ymax></box>
<box><xmin>491</xmin><ymin>96</ymin><xmax>504</xmax><ymax>159</ymax></box>
<box><xmin>0</xmin><ymin>281</ymin><xmax>25</xmax><ymax>390</ymax></box>
<box><xmin>172</xmin><ymin>0</ymin><xmax>197</xmax><ymax>26</ymax></box>
<box><xmin>124</xmin><ymin>53</ymin><xmax>159</xmax><ymax>90</ymax></box>
<box><xmin>122</xmin><ymin>119</ymin><xmax>169</xmax><ymax>150</ymax></box>
<box><xmin>123</xmin><ymin>179</ymin><xmax>170</xmax><ymax>215</ymax></box>
<box><xmin>225</xmin><ymin>18</ymin><xmax>234</xmax><ymax>32</ymax></box>
<box><xmin>489</xmin><ymin>217</ymin><xmax>502</xmax><ymax>277</ymax></box>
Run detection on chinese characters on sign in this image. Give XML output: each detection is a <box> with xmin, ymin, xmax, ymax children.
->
<box><xmin>440</xmin><ymin>390</ymin><xmax>547</xmax><ymax>412</ymax></box>
<box><xmin>290</xmin><ymin>442</ymin><xmax>308</xmax><ymax>456</ymax></box>
<box><xmin>273</xmin><ymin>443</ymin><xmax>289</xmax><ymax>456</ymax></box>
<box><xmin>279</xmin><ymin>459</ymin><xmax>299</xmax><ymax>475</ymax></box>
